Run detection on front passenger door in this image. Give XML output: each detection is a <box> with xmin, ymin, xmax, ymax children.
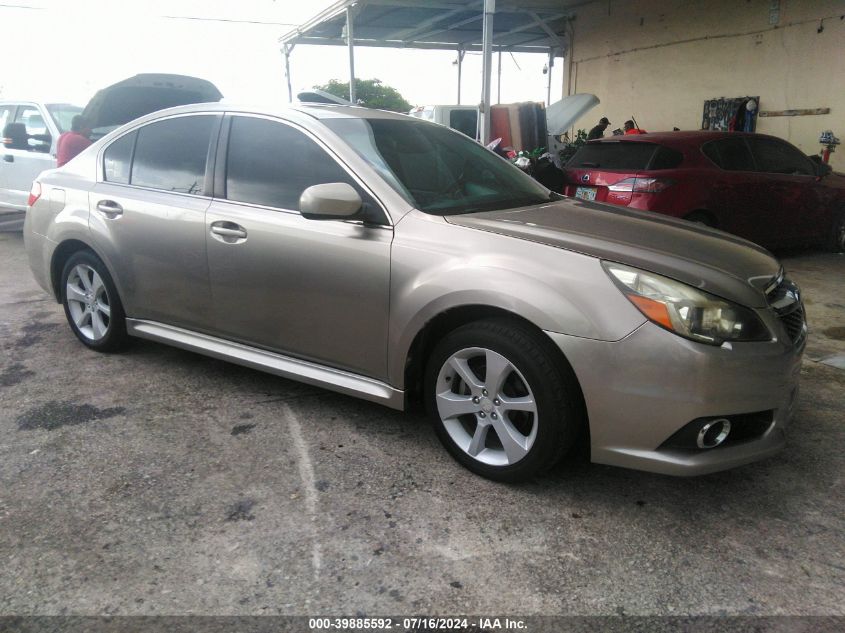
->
<box><xmin>746</xmin><ymin>137</ymin><xmax>827</xmax><ymax>243</ymax></box>
<box><xmin>1</xmin><ymin>105</ymin><xmax>55</xmax><ymax>210</ymax></box>
<box><xmin>205</xmin><ymin>115</ymin><xmax>393</xmax><ymax>380</ymax></box>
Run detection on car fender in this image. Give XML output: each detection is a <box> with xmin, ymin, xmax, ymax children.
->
<box><xmin>387</xmin><ymin>216</ymin><xmax>646</xmax><ymax>387</ymax></box>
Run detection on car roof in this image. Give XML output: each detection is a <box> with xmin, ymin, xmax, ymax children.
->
<box><xmin>118</xmin><ymin>101</ymin><xmax>414</xmax><ymax>122</ymax></box>
<box><xmin>588</xmin><ymin>130</ymin><xmax>783</xmax><ymax>147</ymax></box>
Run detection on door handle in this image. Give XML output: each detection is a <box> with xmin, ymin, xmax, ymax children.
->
<box><xmin>2</xmin><ymin>155</ymin><xmax>12</xmax><ymax>163</ymax></box>
<box><xmin>210</xmin><ymin>221</ymin><xmax>247</xmax><ymax>241</ymax></box>
<box><xmin>96</xmin><ymin>200</ymin><xmax>123</xmax><ymax>218</ymax></box>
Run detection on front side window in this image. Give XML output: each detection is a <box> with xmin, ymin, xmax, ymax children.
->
<box><xmin>103</xmin><ymin>131</ymin><xmax>136</xmax><ymax>184</ymax></box>
<box><xmin>702</xmin><ymin>138</ymin><xmax>755</xmax><ymax>171</ymax></box>
<box><xmin>323</xmin><ymin>117</ymin><xmax>551</xmax><ymax>215</ymax></box>
<box><xmin>747</xmin><ymin>138</ymin><xmax>814</xmax><ymax>176</ymax></box>
<box><xmin>130</xmin><ymin>116</ymin><xmax>214</xmax><ymax>194</ymax></box>
<box><xmin>225</xmin><ymin>116</ymin><xmax>361</xmax><ymax>211</ymax></box>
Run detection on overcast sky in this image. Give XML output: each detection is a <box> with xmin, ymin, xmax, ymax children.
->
<box><xmin>0</xmin><ymin>0</ymin><xmax>562</xmax><ymax>109</ymax></box>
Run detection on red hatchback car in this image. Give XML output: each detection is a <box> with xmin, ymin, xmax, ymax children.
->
<box><xmin>561</xmin><ymin>131</ymin><xmax>845</xmax><ymax>251</ymax></box>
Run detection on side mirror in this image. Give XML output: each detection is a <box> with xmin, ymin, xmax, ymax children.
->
<box><xmin>300</xmin><ymin>182</ymin><xmax>363</xmax><ymax>220</ymax></box>
<box><xmin>2</xmin><ymin>122</ymin><xmax>29</xmax><ymax>150</ymax></box>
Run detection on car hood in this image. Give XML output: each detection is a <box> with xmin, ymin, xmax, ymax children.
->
<box><xmin>82</xmin><ymin>73</ymin><xmax>223</xmax><ymax>131</ymax></box>
<box><xmin>445</xmin><ymin>199</ymin><xmax>780</xmax><ymax>308</ymax></box>
<box><xmin>546</xmin><ymin>93</ymin><xmax>599</xmax><ymax>135</ymax></box>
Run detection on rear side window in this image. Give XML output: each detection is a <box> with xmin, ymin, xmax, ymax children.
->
<box><xmin>566</xmin><ymin>142</ymin><xmax>657</xmax><ymax>170</ymax></box>
<box><xmin>702</xmin><ymin>138</ymin><xmax>755</xmax><ymax>171</ymax></box>
<box><xmin>225</xmin><ymin>116</ymin><xmax>359</xmax><ymax>211</ymax></box>
<box><xmin>131</xmin><ymin>115</ymin><xmax>214</xmax><ymax>194</ymax></box>
<box><xmin>103</xmin><ymin>131</ymin><xmax>136</xmax><ymax>184</ymax></box>
<box><xmin>747</xmin><ymin>138</ymin><xmax>814</xmax><ymax>176</ymax></box>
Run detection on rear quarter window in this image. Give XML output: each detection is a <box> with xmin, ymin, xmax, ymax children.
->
<box><xmin>566</xmin><ymin>142</ymin><xmax>658</xmax><ymax>170</ymax></box>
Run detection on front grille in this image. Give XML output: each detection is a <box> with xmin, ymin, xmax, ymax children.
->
<box><xmin>765</xmin><ymin>276</ymin><xmax>806</xmax><ymax>345</ymax></box>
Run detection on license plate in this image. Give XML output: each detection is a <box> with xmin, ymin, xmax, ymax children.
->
<box><xmin>575</xmin><ymin>186</ymin><xmax>597</xmax><ymax>201</ymax></box>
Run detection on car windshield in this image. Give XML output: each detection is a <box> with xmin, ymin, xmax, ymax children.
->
<box><xmin>323</xmin><ymin>117</ymin><xmax>553</xmax><ymax>215</ymax></box>
<box><xmin>46</xmin><ymin>104</ymin><xmax>83</xmax><ymax>133</ymax></box>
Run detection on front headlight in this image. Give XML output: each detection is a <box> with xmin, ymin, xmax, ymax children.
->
<box><xmin>602</xmin><ymin>262</ymin><xmax>771</xmax><ymax>345</ymax></box>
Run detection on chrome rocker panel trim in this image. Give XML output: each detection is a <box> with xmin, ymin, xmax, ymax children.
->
<box><xmin>126</xmin><ymin>319</ymin><xmax>405</xmax><ymax>409</ymax></box>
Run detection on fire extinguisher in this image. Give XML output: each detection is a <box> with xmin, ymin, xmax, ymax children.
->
<box><xmin>819</xmin><ymin>130</ymin><xmax>840</xmax><ymax>164</ymax></box>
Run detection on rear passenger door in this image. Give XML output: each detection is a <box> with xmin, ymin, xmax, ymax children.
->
<box><xmin>89</xmin><ymin>113</ymin><xmax>220</xmax><ymax>330</ymax></box>
<box><xmin>204</xmin><ymin>114</ymin><xmax>393</xmax><ymax>380</ymax></box>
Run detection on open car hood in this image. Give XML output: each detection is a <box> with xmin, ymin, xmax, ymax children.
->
<box><xmin>546</xmin><ymin>93</ymin><xmax>600</xmax><ymax>135</ymax></box>
<box><xmin>82</xmin><ymin>74</ymin><xmax>223</xmax><ymax>132</ymax></box>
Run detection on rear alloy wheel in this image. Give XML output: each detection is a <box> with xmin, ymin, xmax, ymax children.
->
<box><xmin>426</xmin><ymin>319</ymin><xmax>582</xmax><ymax>482</ymax></box>
<box><xmin>61</xmin><ymin>251</ymin><xmax>129</xmax><ymax>352</ymax></box>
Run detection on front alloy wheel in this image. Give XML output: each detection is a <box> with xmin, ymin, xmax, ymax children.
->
<box><xmin>426</xmin><ymin>319</ymin><xmax>582</xmax><ymax>482</ymax></box>
<box><xmin>833</xmin><ymin>212</ymin><xmax>845</xmax><ymax>253</ymax></box>
<box><xmin>435</xmin><ymin>347</ymin><xmax>538</xmax><ymax>467</ymax></box>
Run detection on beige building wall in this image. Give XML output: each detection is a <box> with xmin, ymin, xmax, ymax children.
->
<box><xmin>565</xmin><ymin>0</ymin><xmax>845</xmax><ymax>170</ymax></box>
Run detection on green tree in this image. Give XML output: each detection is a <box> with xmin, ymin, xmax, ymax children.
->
<box><xmin>314</xmin><ymin>78</ymin><xmax>412</xmax><ymax>113</ymax></box>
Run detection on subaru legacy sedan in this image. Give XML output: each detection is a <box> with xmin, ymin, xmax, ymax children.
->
<box><xmin>24</xmin><ymin>104</ymin><xmax>805</xmax><ymax>481</ymax></box>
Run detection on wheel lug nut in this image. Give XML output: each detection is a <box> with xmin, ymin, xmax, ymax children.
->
<box><xmin>472</xmin><ymin>396</ymin><xmax>479</xmax><ymax>404</ymax></box>
<box><xmin>493</xmin><ymin>399</ymin><xmax>500</xmax><ymax>405</ymax></box>
<box><xmin>479</xmin><ymin>412</ymin><xmax>486</xmax><ymax>418</ymax></box>
<box><xmin>491</xmin><ymin>413</ymin><xmax>498</xmax><ymax>419</ymax></box>
<box><xmin>482</xmin><ymin>389</ymin><xmax>488</xmax><ymax>396</ymax></box>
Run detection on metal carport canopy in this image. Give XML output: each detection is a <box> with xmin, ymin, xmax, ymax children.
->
<box><xmin>278</xmin><ymin>0</ymin><xmax>583</xmax><ymax>143</ymax></box>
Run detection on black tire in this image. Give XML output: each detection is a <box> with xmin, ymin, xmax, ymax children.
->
<box><xmin>831</xmin><ymin>210</ymin><xmax>845</xmax><ymax>253</ymax></box>
<box><xmin>685</xmin><ymin>211</ymin><xmax>716</xmax><ymax>228</ymax></box>
<box><xmin>60</xmin><ymin>250</ymin><xmax>129</xmax><ymax>352</ymax></box>
<box><xmin>424</xmin><ymin>318</ymin><xmax>583</xmax><ymax>482</ymax></box>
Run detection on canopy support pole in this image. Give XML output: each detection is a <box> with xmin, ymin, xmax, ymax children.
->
<box><xmin>346</xmin><ymin>6</ymin><xmax>357</xmax><ymax>103</ymax></box>
<box><xmin>497</xmin><ymin>49</ymin><xmax>502</xmax><ymax>104</ymax></box>
<box><xmin>546</xmin><ymin>48</ymin><xmax>554</xmax><ymax>106</ymax></box>
<box><xmin>282</xmin><ymin>44</ymin><xmax>294</xmax><ymax>103</ymax></box>
<box><xmin>456</xmin><ymin>47</ymin><xmax>465</xmax><ymax>104</ymax></box>
<box><xmin>479</xmin><ymin>0</ymin><xmax>495</xmax><ymax>144</ymax></box>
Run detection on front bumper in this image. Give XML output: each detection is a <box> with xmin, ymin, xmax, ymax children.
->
<box><xmin>546</xmin><ymin>321</ymin><xmax>803</xmax><ymax>476</ymax></box>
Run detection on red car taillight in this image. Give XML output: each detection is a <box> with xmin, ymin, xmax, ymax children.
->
<box><xmin>607</xmin><ymin>177</ymin><xmax>675</xmax><ymax>193</ymax></box>
<box><xmin>27</xmin><ymin>181</ymin><xmax>42</xmax><ymax>207</ymax></box>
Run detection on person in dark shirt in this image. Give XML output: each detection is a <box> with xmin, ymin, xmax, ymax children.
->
<box><xmin>587</xmin><ymin>117</ymin><xmax>611</xmax><ymax>140</ymax></box>
<box><xmin>56</xmin><ymin>115</ymin><xmax>93</xmax><ymax>167</ymax></box>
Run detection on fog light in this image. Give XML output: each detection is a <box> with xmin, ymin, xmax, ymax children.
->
<box><xmin>697</xmin><ymin>418</ymin><xmax>731</xmax><ymax>449</ymax></box>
